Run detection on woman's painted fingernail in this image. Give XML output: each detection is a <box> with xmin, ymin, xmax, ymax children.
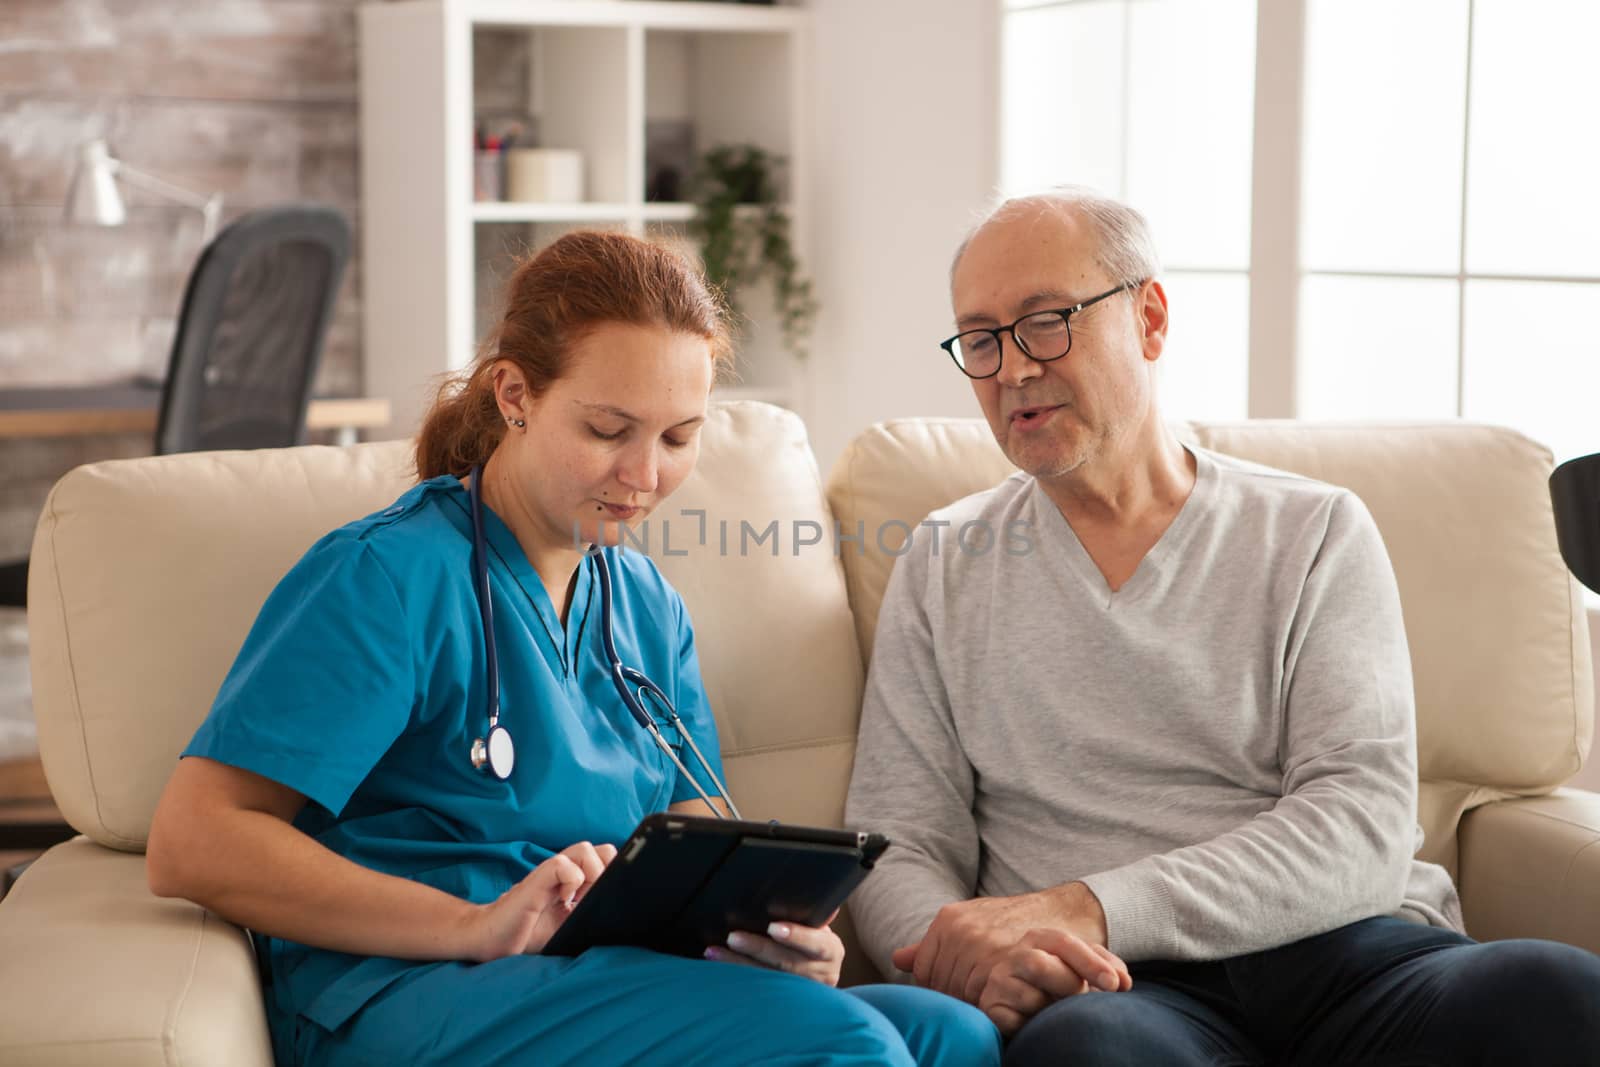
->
<box><xmin>768</xmin><ymin>922</ymin><xmax>792</xmax><ymax>940</ymax></box>
<box><xmin>704</xmin><ymin>947</ymin><xmax>721</xmax><ymax>960</ymax></box>
<box><xmin>727</xmin><ymin>932</ymin><xmax>749</xmax><ymax>951</ymax></box>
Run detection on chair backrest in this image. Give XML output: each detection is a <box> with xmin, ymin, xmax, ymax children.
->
<box><xmin>826</xmin><ymin>418</ymin><xmax>1595</xmax><ymax>878</ymax></box>
<box><xmin>1551</xmin><ymin>452</ymin><xmax>1600</xmax><ymax>594</ymax></box>
<box><xmin>26</xmin><ymin>402</ymin><xmax>864</xmax><ymax>851</ymax></box>
<box><xmin>155</xmin><ymin>204</ymin><xmax>351</xmax><ymax>455</ymax></box>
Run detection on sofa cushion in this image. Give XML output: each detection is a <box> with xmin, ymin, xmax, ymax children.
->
<box><xmin>0</xmin><ymin>837</ymin><xmax>274</xmax><ymax>1066</ymax></box>
<box><xmin>1189</xmin><ymin>421</ymin><xmax>1592</xmax><ymax>795</ymax></box>
<box><xmin>826</xmin><ymin>418</ymin><xmax>1594</xmax><ymax>853</ymax></box>
<box><xmin>824</xmin><ymin>417</ymin><xmax>1014</xmax><ymax>659</ymax></box>
<box><xmin>646</xmin><ymin>402</ymin><xmax>867</xmax><ymax>828</ymax></box>
<box><xmin>29</xmin><ymin>442</ymin><xmax>416</xmax><ymax>849</ymax></box>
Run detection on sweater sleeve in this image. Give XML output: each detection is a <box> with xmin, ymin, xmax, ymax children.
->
<box><xmin>1079</xmin><ymin>491</ymin><xmax>1420</xmax><ymax>961</ymax></box>
<box><xmin>844</xmin><ymin>540</ymin><xmax>981</xmax><ymax>980</ymax></box>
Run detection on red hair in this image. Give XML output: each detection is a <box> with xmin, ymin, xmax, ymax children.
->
<box><xmin>415</xmin><ymin>230</ymin><xmax>732</xmax><ymax>480</ymax></box>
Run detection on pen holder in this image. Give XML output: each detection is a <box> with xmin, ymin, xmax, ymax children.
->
<box><xmin>474</xmin><ymin>150</ymin><xmax>503</xmax><ymax>202</ymax></box>
<box><xmin>505</xmin><ymin>149</ymin><xmax>585</xmax><ymax>203</ymax></box>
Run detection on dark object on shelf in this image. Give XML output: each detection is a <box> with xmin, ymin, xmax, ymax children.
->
<box><xmin>0</xmin><ymin>204</ymin><xmax>351</xmax><ymax>608</ymax></box>
<box><xmin>646</xmin><ymin>119</ymin><xmax>695</xmax><ymax>203</ymax></box>
<box><xmin>688</xmin><ymin>144</ymin><xmax>817</xmax><ymax>359</ymax></box>
<box><xmin>1550</xmin><ymin>451</ymin><xmax>1600</xmax><ymax>594</ymax></box>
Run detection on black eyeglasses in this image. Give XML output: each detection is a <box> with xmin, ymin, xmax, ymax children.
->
<box><xmin>939</xmin><ymin>281</ymin><xmax>1139</xmax><ymax>379</ymax></box>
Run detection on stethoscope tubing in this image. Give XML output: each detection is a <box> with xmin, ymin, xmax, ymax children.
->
<box><xmin>467</xmin><ymin>465</ymin><xmax>739</xmax><ymax>819</ymax></box>
<box><xmin>469</xmin><ymin>464</ymin><xmax>501</xmax><ymax>730</ymax></box>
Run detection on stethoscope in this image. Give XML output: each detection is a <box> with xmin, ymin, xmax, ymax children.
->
<box><xmin>466</xmin><ymin>466</ymin><xmax>741</xmax><ymax>820</ymax></box>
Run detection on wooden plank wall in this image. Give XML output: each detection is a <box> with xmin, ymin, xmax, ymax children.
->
<box><xmin>0</xmin><ymin>5</ymin><xmax>540</xmax><ymax>769</ymax></box>
<box><xmin>0</xmin><ymin>0</ymin><xmax>368</xmax><ymax>559</ymax></box>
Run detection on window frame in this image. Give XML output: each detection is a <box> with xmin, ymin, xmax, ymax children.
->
<box><xmin>1003</xmin><ymin>0</ymin><xmax>1600</xmax><ymax>427</ymax></box>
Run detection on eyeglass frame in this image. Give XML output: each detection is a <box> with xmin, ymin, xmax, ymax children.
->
<box><xmin>938</xmin><ymin>280</ymin><xmax>1142</xmax><ymax>380</ymax></box>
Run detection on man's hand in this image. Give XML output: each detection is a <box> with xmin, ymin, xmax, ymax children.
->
<box><xmin>979</xmin><ymin>928</ymin><xmax>1132</xmax><ymax>1036</ymax></box>
<box><xmin>891</xmin><ymin>881</ymin><xmax>1111</xmax><ymax>1003</ymax></box>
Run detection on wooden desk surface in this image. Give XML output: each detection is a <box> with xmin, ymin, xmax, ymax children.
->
<box><xmin>0</xmin><ymin>383</ymin><xmax>390</xmax><ymax>440</ymax></box>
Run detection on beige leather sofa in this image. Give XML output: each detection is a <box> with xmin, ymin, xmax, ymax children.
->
<box><xmin>0</xmin><ymin>403</ymin><xmax>1595</xmax><ymax>1066</ymax></box>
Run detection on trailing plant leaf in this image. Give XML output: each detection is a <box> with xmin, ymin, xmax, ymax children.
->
<box><xmin>688</xmin><ymin>144</ymin><xmax>818</xmax><ymax>359</ymax></box>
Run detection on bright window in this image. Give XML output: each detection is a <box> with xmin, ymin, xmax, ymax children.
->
<box><xmin>1000</xmin><ymin>0</ymin><xmax>1255</xmax><ymax>422</ymax></box>
<box><xmin>1000</xmin><ymin>0</ymin><xmax>1600</xmax><ymax>463</ymax></box>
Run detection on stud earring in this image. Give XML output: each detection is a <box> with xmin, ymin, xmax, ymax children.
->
<box><xmin>507</xmin><ymin>417</ymin><xmax>526</xmax><ymax>429</ymax></box>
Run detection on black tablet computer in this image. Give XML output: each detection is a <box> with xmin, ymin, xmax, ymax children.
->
<box><xmin>541</xmin><ymin>813</ymin><xmax>890</xmax><ymax>959</ymax></box>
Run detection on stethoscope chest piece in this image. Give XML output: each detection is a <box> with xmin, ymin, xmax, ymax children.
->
<box><xmin>472</xmin><ymin>723</ymin><xmax>515</xmax><ymax>780</ymax></box>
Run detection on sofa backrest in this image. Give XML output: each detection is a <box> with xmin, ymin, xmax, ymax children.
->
<box><xmin>29</xmin><ymin>407</ymin><xmax>1594</xmax><ymax>882</ymax></box>
<box><xmin>27</xmin><ymin>401</ymin><xmax>864</xmax><ymax>850</ymax></box>
<box><xmin>826</xmin><ymin>418</ymin><xmax>1595</xmax><ymax>875</ymax></box>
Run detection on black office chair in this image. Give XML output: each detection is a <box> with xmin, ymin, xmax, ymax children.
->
<box><xmin>0</xmin><ymin>204</ymin><xmax>352</xmax><ymax>608</ymax></box>
<box><xmin>1551</xmin><ymin>451</ymin><xmax>1600</xmax><ymax>595</ymax></box>
<box><xmin>0</xmin><ymin>205</ymin><xmax>351</xmax><ymax>885</ymax></box>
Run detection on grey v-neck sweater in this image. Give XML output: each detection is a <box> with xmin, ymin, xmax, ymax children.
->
<box><xmin>844</xmin><ymin>447</ymin><xmax>1462</xmax><ymax>974</ymax></box>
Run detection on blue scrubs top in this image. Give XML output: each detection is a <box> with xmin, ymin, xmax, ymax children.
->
<box><xmin>183</xmin><ymin>475</ymin><xmax>725</xmax><ymax>1036</ymax></box>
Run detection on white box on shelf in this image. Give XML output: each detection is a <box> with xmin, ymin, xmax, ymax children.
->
<box><xmin>506</xmin><ymin>148</ymin><xmax>585</xmax><ymax>202</ymax></box>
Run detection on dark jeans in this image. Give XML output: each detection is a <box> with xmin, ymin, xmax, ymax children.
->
<box><xmin>1005</xmin><ymin>917</ymin><xmax>1600</xmax><ymax>1067</ymax></box>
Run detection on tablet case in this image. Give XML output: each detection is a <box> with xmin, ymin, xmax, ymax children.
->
<box><xmin>542</xmin><ymin>813</ymin><xmax>890</xmax><ymax>958</ymax></box>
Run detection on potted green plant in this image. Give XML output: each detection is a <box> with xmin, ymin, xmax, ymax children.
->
<box><xmin>688</xmin><ymin>144</ymin><xmax>817</xmax><ymax>359</ymax></box>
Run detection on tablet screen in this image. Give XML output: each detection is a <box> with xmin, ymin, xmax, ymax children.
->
<box><xmin>542</xmin><ymin>815</ymin><xmax>888</xmax><ymax>958</ymax></box>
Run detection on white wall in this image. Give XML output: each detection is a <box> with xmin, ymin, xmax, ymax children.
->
<box><xmin>802</xmin><ymin>0</ymin><xmax>1001</xmax><ymax>473</ymax></box>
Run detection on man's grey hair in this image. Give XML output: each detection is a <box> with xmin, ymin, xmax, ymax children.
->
<box><xmin>951</xmin><ymin>186</ymin><xmax>1163</xmax><ymax>289</ymax></box>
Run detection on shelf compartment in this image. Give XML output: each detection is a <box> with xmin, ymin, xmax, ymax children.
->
<box><xmin>644</xmin><ymin>29</ymin><xmax>796</xmax><ymax>204</ymax></box>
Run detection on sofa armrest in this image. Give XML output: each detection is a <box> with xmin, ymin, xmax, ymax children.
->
<box><xmin>1457</xmin><ymin>787</ymin><xmax>1600</xmax><ymax>954</ymax></box>
<box><xmin>0</xmin><ymin>837</ymin><xmax>273</xmax><ymax>1067</ymax></box>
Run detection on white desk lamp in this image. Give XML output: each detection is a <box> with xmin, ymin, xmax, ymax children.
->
<box><xmin>64</xmin><ymin>139</ymin><xmax>223</xmax><ymax>243</ymax></box>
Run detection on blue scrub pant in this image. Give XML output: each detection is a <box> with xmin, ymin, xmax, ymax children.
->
<box><xmin>1004</xmin><ymin>917</ymin><xmax>1600</xmax><ymax>1066</ymax></box>
<box><xmin>294</xmin><ymin>946</ymin><xmax>1000</xmax><ymax>1066</ymax></box>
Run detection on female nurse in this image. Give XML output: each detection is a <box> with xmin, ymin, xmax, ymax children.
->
<box><xmin>145</xmin><ymin>231</ymin><xmax>999</xmax><ymax>1067</ymax></box>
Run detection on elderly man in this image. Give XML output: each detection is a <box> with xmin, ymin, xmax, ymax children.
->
<box><xmin>844</xmin><ymin>188</ymin><xmax>1600</xmax><ymax>1065</ymax></box>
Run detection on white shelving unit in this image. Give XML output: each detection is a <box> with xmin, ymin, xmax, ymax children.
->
<box><xmin>359</xmin><ymin>0</ymin><xmax>813</xmax><ymax>438</ymax></box>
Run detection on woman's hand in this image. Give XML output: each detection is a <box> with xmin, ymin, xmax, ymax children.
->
<box><xmin>461</xmin><ymin>841</ymin><xmax>616</xmax><ymax>962</ymax></box>
<box><xmin>705</xmin><ymin>920</ymin><xmax>846</xmax><ymax>987</ymax></box>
